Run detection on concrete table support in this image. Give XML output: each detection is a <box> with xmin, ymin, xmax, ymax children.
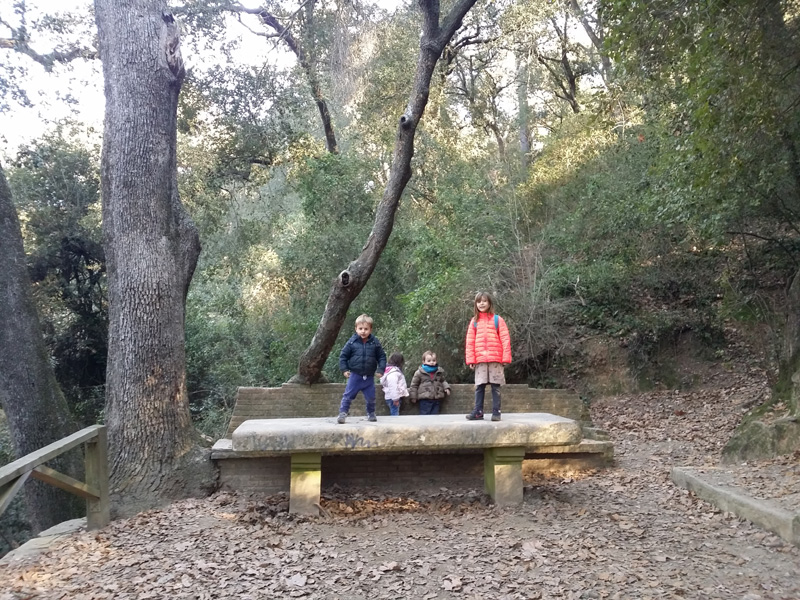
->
<box><xmin>484</xmin><ymin>446</ymin><xmax>526</xmax><ymax>506</ymax></box>
<box><xmin>290</xmin><ymin>453</ymin><xmax>322</xmax><ymax>515</ymax></box>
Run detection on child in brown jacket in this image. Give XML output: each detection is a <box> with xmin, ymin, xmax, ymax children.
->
<box><xmin>409</xmin><ymin>351</ymin><xmax>451</xmax><ymax>415</ymax></box>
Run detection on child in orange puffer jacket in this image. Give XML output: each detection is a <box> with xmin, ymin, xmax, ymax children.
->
<box><xmin>465</xmin><ymin>291</ymin><xmax>511</xmax><ymax>421</ymax></box>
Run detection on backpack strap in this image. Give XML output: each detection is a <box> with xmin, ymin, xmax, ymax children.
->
<box><xmin>473</xmin><ymin>315</ymin><xmax>500</xmax><ymax>332</ymax></box>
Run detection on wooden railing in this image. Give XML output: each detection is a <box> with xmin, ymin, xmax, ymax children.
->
<box><xmin>0</xmin><ymin>425</ymin><xmax>110</xmax><ymax>530</ymax></box>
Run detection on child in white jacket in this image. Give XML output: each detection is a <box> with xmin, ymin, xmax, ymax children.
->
<box><xmin>379</xmin><ymin>353</ymin><xmax>408</xmax><ymax>416</ymax></box>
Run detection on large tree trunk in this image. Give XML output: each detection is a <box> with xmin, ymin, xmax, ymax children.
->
<box><xmin>293</xmin><ymin>0</ymin><xmax>480</xmax><ymax>384</ymax></box>
<box><xmin>94</xmin><ymin>0</ymin><xmax>214</xmax><ymax>515</ymax></box>
<box><xmin>782</xmin><ymin>272</ymin><xmax>800</xmax><ymax>421</ymax></box>
<box><xmin>0</xmin><ymin>165</ymin><xmax>83</xmax><ymax>532</ymax></box>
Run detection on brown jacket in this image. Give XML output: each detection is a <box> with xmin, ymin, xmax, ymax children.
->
<box><xmin>409</xmin><ymin>367</ymin><xmax>451</xmax><ymax>401</ymax></box>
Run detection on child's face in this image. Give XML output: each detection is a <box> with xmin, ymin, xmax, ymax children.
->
<box><xmin>424</xmin><ymin>354</ymin><xmax>437</xmax><ymax>366</ymax></box>
<box><xmin>355</xmin><ymin>323</ymin><xmax>372</xmax><ymax>339</ymax></box>
<box><xmin>476</xmin><ymin>297</ymin><xmax>490</xmax><ymax>313</ymax></box>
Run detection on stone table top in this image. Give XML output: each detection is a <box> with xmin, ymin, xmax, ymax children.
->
<box><xmin>231</xmin><ymin>413</ymin><xmax>582</xmax><ymax>455</ymax></box>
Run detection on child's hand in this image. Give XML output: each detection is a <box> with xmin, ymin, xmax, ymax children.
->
<box><xmin>392</xmin><ymin>400</ymin><xmax>400</xmax><ymax>407</ymax></box>
<box><xmin>445</xmin><ymin>389</ymin><xmax>451</xmax><ymax>396</ymax></box>
<box><xmin>468</xmin><ymin>364</ymin><xmax>475</xmax><ymax>370</ymax></box>
<box><xmin>343</xmin><ymin>370</ymin><xmax>351</xmax><ymax>378</ymax></box>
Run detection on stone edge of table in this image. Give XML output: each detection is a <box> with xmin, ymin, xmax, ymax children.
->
<box><xmin>230</xmin><ymin>413</ymin><xmax>582</xmax><ymax>454</ymax></box>
<box><xmin>211</xmin><ymin>437</ymin><xmax>614</xmax><ymax>460</ymax></box>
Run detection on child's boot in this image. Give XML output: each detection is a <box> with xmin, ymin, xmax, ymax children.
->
<box><xmin>337</xmin><ymin>412</ymin><xmax>348</xmax><ymax>424</ymax></box>
<box><xmin>368</xmin><ymin>413</ymin><xmax>377</xmax><ymax>422</ymax></box>
<box><xmin>490</xmin><ymin>383</ymin><xmax>501</xmax><ymax>421</ymax></box>
<box><xmin>466</xmin><ymin>384</ymin><xmax>485</xmax><ymax>420</ymax></box>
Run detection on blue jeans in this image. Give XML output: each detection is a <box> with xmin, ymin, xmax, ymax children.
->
<box><xmin>339</xmin><ymin>373</ymin><xmax>376</xmax><ymax>415</ymax></box>
<box><xmin>385</xmin><ymin>397</ymin><xmax>401</xmax><ymax>416</ymax></box>
<box><xmin>418</xmin><ymin>399</ymin><xmax>441</xmax><ymax>415</ymax></box>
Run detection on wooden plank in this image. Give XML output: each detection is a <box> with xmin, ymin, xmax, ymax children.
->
<box><xmin>0</xmin><ymin>425</ymin><xmax>104</xmax><ymax>487</ymax></box>
<box><xmin>31</xmin><ymin>465</ymin><xmax>99</xmax><ymax>500</ymax></box>
<box><xmin>0</xmin><ymin>470</ymin><xmax>31</xmax><ymax>516</ymax></box>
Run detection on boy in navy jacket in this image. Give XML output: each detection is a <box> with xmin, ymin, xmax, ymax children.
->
<box><xmin>337</xmin><ymin>314</ymin><xmax>387</xmax><ymax>423</ymax></box>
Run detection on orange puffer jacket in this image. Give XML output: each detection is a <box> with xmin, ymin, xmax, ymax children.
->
<box><xmin>465</xmin><ymin>312</ymin><xmax>512</xmax><ymax>365</ymax></box>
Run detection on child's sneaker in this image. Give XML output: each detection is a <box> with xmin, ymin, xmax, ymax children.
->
<box><xmin>466</xmin><ymin>411</ymin><xmax>484</xmax><ymax>420</ymax></box>
<box><xmin>491</xmin><ymin>412</ymin><xmax>501</xmax><ymax>421</ymax></box>
<box><xmin>337</xmin><ymin>412</ymin><xmax>348</xmax><ymax>424</ymax></box>
<box><xmin>367</xmin><ymin>413</ymin><xmax>377</xmax><ymax>422</ymax></box>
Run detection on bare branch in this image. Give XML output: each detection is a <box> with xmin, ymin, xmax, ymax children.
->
<box><xmin>0</xmin><ymin>16</ymin><xmax>97</xmax><ymax>71</ymax></box>
<box><xmin>235</xmin><ymin>14</ymin><xmax>269</xmax><ymax>38</ymax></box>
<box><xmin>568</xmin><ymin>0</ymin><xmax>612</xmax><ymax>81</ymax></box>
<box><xmin>2</xmin><ymin>38</ymin><xmax>96</xmax><ymax>71</ymax></box>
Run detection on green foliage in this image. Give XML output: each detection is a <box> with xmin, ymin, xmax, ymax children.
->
<box><xmin>606</xmin><ymin>0</ymin><xmax>800</xmax><ymax>245</ymax></box>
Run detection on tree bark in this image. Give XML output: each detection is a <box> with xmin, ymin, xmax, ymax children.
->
<box><xmin>293</xmin><ymin>0</ymin><xmax>480</xmax><ymax>384</ymax></box>
<box><xmin>94</xmin><ymin>0</ymin><xmax>214</xmax><ymax>514</ymax></box>
<box><xmin>0</xmin><ymin>164</ymin><xmax>83</xmax><ymax>532</ymax></box>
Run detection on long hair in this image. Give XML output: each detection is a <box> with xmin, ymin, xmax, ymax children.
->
<box><xmin>473</xmin><ymin>291</ymin><xmax>494</xmax><ymax>322</ymax></box>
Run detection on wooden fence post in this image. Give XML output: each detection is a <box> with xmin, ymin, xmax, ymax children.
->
<box><xmin>85</xmin><ymin>426</ymin><xmax>110</xmax><ymax>529</ymax></box>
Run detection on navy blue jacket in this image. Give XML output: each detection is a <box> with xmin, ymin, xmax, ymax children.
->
<box><xmin>339</xmin><ymin>333</ymin><xmax>387</xmax><ymax>376</ymax></box>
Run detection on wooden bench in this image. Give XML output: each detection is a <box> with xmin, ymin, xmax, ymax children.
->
<box><xmin>212</xmin><ymin>384</ymin><xmax>613</xmax><ymax>512</ymax></box>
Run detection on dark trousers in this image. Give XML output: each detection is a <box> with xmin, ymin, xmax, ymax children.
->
<box><xmin>339</xmin><ymin>373</ymin><xmax>376</xmax><ymax>415</ymax></box>
<box><xmin>474</xmin><ymin>383</ymin><xmax>501</xmax><ymax>415</ymax></box>
<box><xmin>418</xmin><ymin>399</ymin><xmax>441</xmax><ymax>415</ymax></box>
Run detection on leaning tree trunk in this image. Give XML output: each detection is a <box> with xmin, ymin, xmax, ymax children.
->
<box><xmin>0</xmin><ymin>165</ymin><xmax>83</xmax><ymax>532</ymax></box>
<box><xmin>94</xmin><ymin>0</ymin><xmax>214</xmax><ymax>515</ymax></box>
<box><xmin>293</xmin><ymin>0</ymin><xmax>480</xmax><ymax>384</ymax></box>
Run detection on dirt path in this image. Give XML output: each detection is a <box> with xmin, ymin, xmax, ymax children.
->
<box><xmin>2</xmin><ymin>371</ymin><xmax>799</xmax><ymax>600</ymax></box>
